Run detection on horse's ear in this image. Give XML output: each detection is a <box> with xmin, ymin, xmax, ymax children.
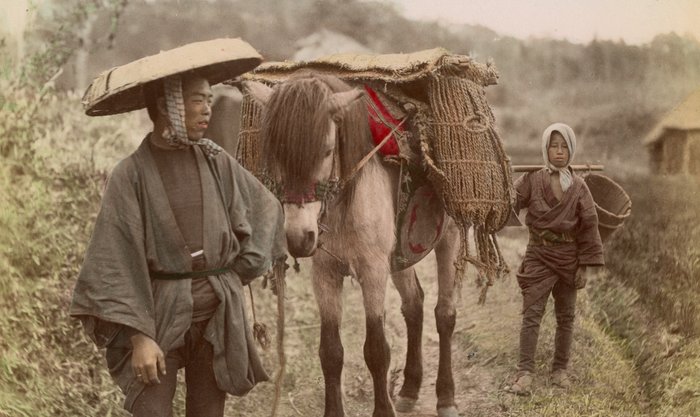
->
<box><xmin>327</xmin><ymin>89</ymin><xmax>364</xmax><ymax>119</ymax></box>
<box><xmin>242</xmin><ymin>81</ymin><xmax>273</xmax><ymax>107</ymax></box>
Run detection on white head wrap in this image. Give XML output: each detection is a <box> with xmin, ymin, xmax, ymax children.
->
<box><xmin>161</xmin><ymin>75</ymin><xmax>223</xmax><ymax>158</ymax></box>
<box><xmin>541</xmin><ymin>122</ymin><xmax>576</xmax><ymax>192</ymax></box>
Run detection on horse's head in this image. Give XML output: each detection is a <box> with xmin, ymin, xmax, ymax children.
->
<box><xmin>244</xmin><ymin>73</ymin><xmax>367</xmax><ymax>258</ymax></box>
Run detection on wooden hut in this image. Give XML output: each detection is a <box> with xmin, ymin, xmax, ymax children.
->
<box><xmin>644</xmin><ymin>90</ymin><xmax>700</xmax><ymax>175</ymax></box>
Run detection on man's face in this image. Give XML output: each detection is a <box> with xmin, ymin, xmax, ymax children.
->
<box><xmin>182</xmin><ymin>76</ymin><xmax>213</xmax><ymax>140</ymax></box>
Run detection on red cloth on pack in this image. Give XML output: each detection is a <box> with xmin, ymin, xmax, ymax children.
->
<box><xmin>364</xmin><ymin>85</ymin><xmax>402</xmax><ymax>156</ymax></box>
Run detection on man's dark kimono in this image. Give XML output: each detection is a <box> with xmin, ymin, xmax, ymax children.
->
<box><xmin>70</xmin><ymin>138</ymin><xmax>285</xmax><ymax>411</ymax></box>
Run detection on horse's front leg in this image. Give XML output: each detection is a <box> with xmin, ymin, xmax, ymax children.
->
<box><xmin>313</xmin><ymin>263</ymin><xmax>346</xmax><ymax>417</ymax></box>
<box><xmin>360</xmin><ymin>267</ymin><xmax>395</xmax><ymax>417</ymax></box>
<box><xmin>390</xmin><ymin>267</ymin><xmax>424</xmax><ymax>412</ymax></box>
<box><xmin>434</xmin><ymin>219</ymin><xmax>460</xmax><ymax>417</ymax></box>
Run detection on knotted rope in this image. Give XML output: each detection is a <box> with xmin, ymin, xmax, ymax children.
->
<box><xmin>248</xmin><ymin>286</ymin><xmax>271</xmax><ymax>350</ymax></box>
<box><xmin>238</xmin><ymin>88</ymin><xmax>265</xmax><ymax>173</ymax></box>
<box><xmin>424</xmin><ymin>75</ymin><xmax>512</xmax><ymax>303</ymax></box>
<box><xmin>270</xmin><ymin>260</ymin><xmax>287</xmax><ymax>417</ymax></box>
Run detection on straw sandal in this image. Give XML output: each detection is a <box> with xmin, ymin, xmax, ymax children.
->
<box><xmin>506</xmin><ymin>371</ymin><xmax>533</xmax><ymax>396</ymax></box>
<box><xmin>551</xmin><ymin>369</ymin><xmax>572</xmax><ymax>389</ymax></box>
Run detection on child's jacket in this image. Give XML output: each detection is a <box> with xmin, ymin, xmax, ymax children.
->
<box><xmin>513</xmin><ymin>168</ymin><xmax>604</xmax><ymax>310</ymax></box>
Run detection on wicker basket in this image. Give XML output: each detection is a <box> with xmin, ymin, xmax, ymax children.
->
<box><xmin>583</xmin><ymin>173</ymin><xmax>632</xmax><ymax>242</ymax></box>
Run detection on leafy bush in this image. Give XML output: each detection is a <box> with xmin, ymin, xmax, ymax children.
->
<box><xmin>0</xmin><ymin>69</ymin><xmax>142</xmax><ymax>416</ymax></box>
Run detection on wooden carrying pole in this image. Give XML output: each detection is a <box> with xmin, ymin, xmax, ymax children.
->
<box><xmin>512</xmin><ymin>164</ymin><xmax>604</xmax><ymax>173</ymax></box>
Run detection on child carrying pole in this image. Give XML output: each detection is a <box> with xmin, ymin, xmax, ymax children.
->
<box><xmin>506</xmin><ymin>123</ymin><xmax>604</xmax><ymax>395</ymax></box>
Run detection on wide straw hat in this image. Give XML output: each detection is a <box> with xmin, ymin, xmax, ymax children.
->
<box><xmin>82</xmin><ymin>38</ymin><xmax>262</xmax><ymax>116</ymax></box>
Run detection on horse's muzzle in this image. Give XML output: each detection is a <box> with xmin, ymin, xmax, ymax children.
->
<box><xmin>287</xmin><ymin>230</ymin><xmax>317</xmax><ymax>258</ymax></box>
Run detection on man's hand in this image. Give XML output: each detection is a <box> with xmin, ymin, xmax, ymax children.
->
<box><xmin>575</xmin><ymin>266</ymin><xmax>593</xmax><ymax>289</ymax></box>
<box><xmin>130</xmin><ymin>333</ymin><xmax>166</xmax><ymax>385</ymax></box>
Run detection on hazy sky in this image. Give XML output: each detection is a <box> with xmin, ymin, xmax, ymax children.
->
<box><xmin>3</xmin><ymin>0</ymin><xmax>698</xmax><ymax>46</ymax></box>
<box><xmin>381</xmin><ymin>0</ymin><xmax>700</xmax><ymax>44</ymax></box>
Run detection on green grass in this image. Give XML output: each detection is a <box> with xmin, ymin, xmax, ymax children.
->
<box><xmin>603</xmin><ymin>176</ymin><xmax>700</xmax><ymax>337</ymax></box>
<box><xmin>443</xmin><ymin>233</ymin><xmax>647</xmax><ymax>417</ymax></box>
<box><xmin>588</xmin><ymin>175</ymin><xmax>700</xmax><ymax>416</ymax></box>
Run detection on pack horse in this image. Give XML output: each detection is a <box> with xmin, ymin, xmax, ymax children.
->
<box><xmin>238</xmin><ymin>49</ymin><xmax>512</xmax><ymax>417</ymax></box>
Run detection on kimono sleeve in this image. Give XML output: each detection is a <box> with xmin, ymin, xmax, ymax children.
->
<box><xmin>575</xmin><ymin>181</ymin><xmax>605</xmax><ymax>266</ymax></box>
<box><xmin>227</xmin><ymin>160</ymin><xmax>286</xmax><ymax>283</ymax></box>
<box><xmin>70</xmin><ymin>158</ymin><xmax>156</xmax><ymax>345</ymax></box>
<box><xmin>513</xmin><ymin>172</ymin><xmax>533</xmax><ymax>213</ymax></box>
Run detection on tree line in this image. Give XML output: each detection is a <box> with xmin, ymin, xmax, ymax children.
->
<box><xmin>13</xmin><ymin>0</ymin><xmax>698</xmax><ymax>95</ymax></box>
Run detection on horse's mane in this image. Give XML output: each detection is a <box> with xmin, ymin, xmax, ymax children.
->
<box><xmin>261</xmin><ymin>72</ymin><xmax>372</xmax><ymax>200</ymax></box>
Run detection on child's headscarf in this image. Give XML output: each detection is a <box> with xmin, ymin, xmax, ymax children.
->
<box><xmin>541</xmin><ymin>122</ymin><xmax>576</xmax><ymax>192</ymax></box>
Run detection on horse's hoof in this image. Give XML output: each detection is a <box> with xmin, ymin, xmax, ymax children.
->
<box><xmin>437</xmin><ymin>405</ymin><xmax>459</xmax><ymax>417</ymax></box>
<box><xmin>394</xmin><ymin>396</ymin><xmax>418</xmax><ymax>413</ymax></box>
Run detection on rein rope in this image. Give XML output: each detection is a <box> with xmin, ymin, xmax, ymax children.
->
<box><xmin>249</xmin><ymin>286</ymin><xmax>270</xmax><ymax>349</ymax></box>
<box><xmin>269</xmin><ymin>260</ymin><xmax>286</xmax><ymax>417</ymax></box>
<box><xmin>314</xmin><ymin>117</ymin><xmax>408</xmax><ymax>276</ymax></box>
<box><xmin>345</xmin><ymin>117</ymin><xmax>406</xmax><ymax>183</ymax></box>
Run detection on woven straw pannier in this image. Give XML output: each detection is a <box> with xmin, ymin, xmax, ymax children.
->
<box><xmin>583</xmin><ymin>173</ymin><xmax>632</xmax><ymax>242</ymax></box>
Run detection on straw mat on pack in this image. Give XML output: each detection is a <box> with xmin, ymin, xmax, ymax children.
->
<box><xmin>240</xmin><ymin>47</ymin><xmax>498</xmax><ymax>86</ymax></box>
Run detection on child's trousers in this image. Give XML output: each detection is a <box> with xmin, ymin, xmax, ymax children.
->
<box><xmin>517</xmin><ymin>279</ymin><xmax>577</xmax><ymax>373</ymax></box>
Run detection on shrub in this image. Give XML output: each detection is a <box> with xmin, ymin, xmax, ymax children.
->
<box><xmin>0</xmin><ymin>69</ymin><xmax>142</xmax><ymax>416</ymax></box>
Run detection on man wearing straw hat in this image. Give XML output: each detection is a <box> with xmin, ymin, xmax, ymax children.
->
<box><xmin>70</xmin><ymin>39</ymin><xmax>286</xmax><ymax>416</ymax></box>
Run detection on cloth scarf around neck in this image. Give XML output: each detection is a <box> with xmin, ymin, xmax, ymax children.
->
<box><xmin>161</xmin><ymin>75</ymin><xmax>224</xmax><ymax>158</ymax></box>
<box><xmin>541</xmin><ymin>122</ymin><xmax>576</xmax><ymax>192</ymax></box>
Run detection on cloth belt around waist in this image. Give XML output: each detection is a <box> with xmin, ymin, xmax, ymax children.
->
<box><xmin>150</xmin><ymin>266</ymin><xmax>233</xmax><ymax>280</ymax></box>
<box><xmin>528</xmin><ymin>227</ymin><xmax>575</xmax><ymax>247</ymax></box>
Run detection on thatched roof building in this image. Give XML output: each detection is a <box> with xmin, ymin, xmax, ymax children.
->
<box><xmin>644</xmin><ymin>90</ymin><xmax>700</xmax><ymax>175</ymax></box>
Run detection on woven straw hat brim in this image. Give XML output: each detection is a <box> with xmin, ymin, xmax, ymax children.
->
<box><xmin>82</xmin><ymin>38</ymin><xmax>262</xmax><ymax>116</ymax></box>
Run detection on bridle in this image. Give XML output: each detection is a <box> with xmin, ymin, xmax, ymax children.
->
<box><xmin>270</xmin><ymin>116</ymin><xmax>408</xmax><ymax>273</ymax></box>
<box><xmin>279</xmin><ymin>179</ymin><xmax>341</xmax><ymax>209</ymax></box>
<box><xmin>276</xmin><ymin>116</ymin><xmax>406</xmax><ymax>208</ymax></box>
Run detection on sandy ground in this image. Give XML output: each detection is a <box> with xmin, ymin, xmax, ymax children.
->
<box><xmin>375</xmin><ymin>230</ymin><xmax>527</xmax><ymax>417</ymax></box>
<box><xmin>226</xmin><ymin>227</ymin><xmax>537</xmax><ymax>417</ymax></box>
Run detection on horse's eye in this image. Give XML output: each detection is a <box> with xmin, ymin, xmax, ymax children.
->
<box><xmin>325</xmin><ymin>149</ymin><xmax>333</xmax><ymax>157</ymax></box>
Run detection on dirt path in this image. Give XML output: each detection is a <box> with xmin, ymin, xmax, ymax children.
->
<box><xmin>371</xmin><ymin>232</ymin><xmax>525</xmax><ymax>417</ymax></box>
<box><xmin>228</xmin><ymin>230</ymin><xmax>528</xmax><ymax>417</ymax></box>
